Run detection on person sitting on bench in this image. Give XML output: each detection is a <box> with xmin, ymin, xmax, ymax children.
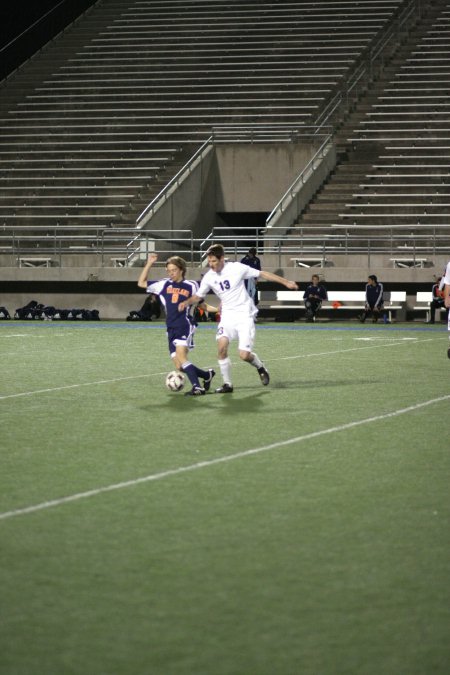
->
<box><xmin>429</xmin><ymin>276</ymin><xmax>448</xmax><ymax>323</ymax></box>
<box><xmin>303</xmin><ymin>274</ymin><xmax>328</xmax><ymax>322</ymax></box>
<box><xmin>359</xmin><ymin>275</ymin><xmax>384</xmax><ymax>323</ymax></box>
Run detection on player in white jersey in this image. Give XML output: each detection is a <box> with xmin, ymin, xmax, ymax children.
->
<box><xmin>442</xmin><ymin>260</ymin><xmax>450</xmax><ymax>359</ymax></box>
<box><xmin>178</xmin><ymin>243</ymin><xmax>298</xmax><ymax>392</ymax></box>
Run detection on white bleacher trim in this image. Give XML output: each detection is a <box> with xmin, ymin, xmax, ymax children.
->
<box><xmin>332</xmin><ymin>223</ymin><xmax>450</xmax><ymax>230</ymax></box>
<box><xmin>345</xmin><ymin>203</ymin><xmax>450</xmax><ymax>207</ymax></box>
<box><xmin>351</xmin><ymin>193</ymin><xmax>449</xmax><ymax>198</ymax></box>
<box><xmin>0</xmin><ymin>205</ymin><xmax>123</xmax><ymax>210</ymax></box>
<box><xmin>358</xmin><ymin>183</ymin><xmax>450</xmax><ymax>188</ymax></box>
<box><xmin>349</xmin><ymin>138</ymin><xmax>450</xmax><ymax>143</ymax></box>
<box><xmin>0</xmin><ymin>173</ymin><xmax>156</xmax><ymax>180</ymax></box>
<box><xmin>365</xmin><ymin>173</ymin><xmax>450</xmax><ymax>178</ymax></box>
<box><xmin>372</xmin><ymin>164</ymin><xmax>450</xmax><ymax>169</ymax></box>
<box><xmin>339</xmin><ymin>213</ymin><xmax>449</xmax><ymax>219</ymax></box>
<box><xmin>0</xmin><ymin>194</ymin><xmax>133</xmax><ymax>200</ymax></box>
<box><xmin>4</xmin><ymin>215</ymin><xmax>116</xmax><ymax>219</ymax></box>
<box><xmin>0</xmin><ymin>185</ymin><xmax>140</xmax><ymax>190</ymax></box>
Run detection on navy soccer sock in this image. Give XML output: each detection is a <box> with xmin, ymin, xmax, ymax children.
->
<box><xmin>181</xmin><ymin>362</ymin><xmax>204</xmax><ymax>388</ymax></box>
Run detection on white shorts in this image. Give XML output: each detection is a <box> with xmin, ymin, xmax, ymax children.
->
<box><xmin>216</xmin><ymin>314</ymin><xmax>255</xmax><ymax>352</ymax></box>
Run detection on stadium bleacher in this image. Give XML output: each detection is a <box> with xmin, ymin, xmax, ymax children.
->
<box><xmin>1</xmin><ymin>0</ymin><xmax>449</xmax><ymax>319</ymax></box>
<box><xmin>1</xmin><ymin>0</ymin><xmax>410</xmax><ymax>241</ymax></box>
<box><xmin>333</xmin><ymin>1</ymin><xmax>450</xmax><ymax>248</ymax></box>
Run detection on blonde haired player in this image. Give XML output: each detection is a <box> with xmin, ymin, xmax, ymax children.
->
<box><xmin>178</xmin><ymin>243</ymin><xmax>298</xmax><ymax>392</ymax></box>
<box><xmin>138</xmin><ymin>254</ymin><xmax>217</xmax><ymax>396</ymax></box>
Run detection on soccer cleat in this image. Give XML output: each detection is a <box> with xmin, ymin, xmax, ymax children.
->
<box><xmin>203</xmin><ymin>368</ymin><xmax>216</xmax><ymax>392</ymax></box>
<box><xmin>184</xmin><ymin>386</ymin><xmax>205</xmax><ymax>397</ymax></box>
<box><xmin>215</xmin><ymin>383</ymin><xmax>234</xmax><ymax>394</ymax></box>
<box><xmin>448</xmin><ymin>347</ymin><xmax>450</xmax><ymax>360</ymax></box>
<box><xmin>257</xmin><ymin>366</ymin><xmax>270</xmax><ymax>386</ymax></box>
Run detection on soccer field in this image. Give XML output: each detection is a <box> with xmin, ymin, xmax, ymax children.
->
<box><xmin>1</xmin><ymin>320</ymin><xmax>449</xmax><ymax>675</ymax></box>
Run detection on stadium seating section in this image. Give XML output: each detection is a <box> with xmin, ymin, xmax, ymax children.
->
<box><xmin>0</xmin><ymin>0</ymin><xmax>449</xmax><ymax>282</ymax></box>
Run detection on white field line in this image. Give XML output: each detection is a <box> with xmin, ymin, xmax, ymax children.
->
<box><xmin>265</xmin><ymin>337</ymin><xmax>437</xmax><ymax>362</ymax></box>
<box><xmin>1</xmin><ymin>393</ymin><xmax>449</xmax><ymax>522</ymax></box>
<box><xmin>0</xmin><ymin>337</ymin><xmax>437</xmax><ymax>401</ymax></box>
<box><xmin>0</xmin><ymin>371</ymin><xmax>168</xmax><ymax>401</ymax></box>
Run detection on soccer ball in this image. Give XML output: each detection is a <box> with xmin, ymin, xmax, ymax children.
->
<box><xmin>165</xmin><ymin>370</ymin><xmax>185</xmax><ymax>392</ymax></box>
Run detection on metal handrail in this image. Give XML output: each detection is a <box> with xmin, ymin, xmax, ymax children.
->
<box><xmin>2</xmin><ymin>225</ymin><xmax>449</xmax><ymax>268</ymax></box>
<box><xmin>3</xmin><ymin>224</ymin><xmax>450</xmax><ymax>241</ymax></box>
<box><xmin>135</xmin><ymin>125</ymin><xmax>332</xmax><ymax>235</ymax></box>
<box><xmin>264</xmin><ymin>133</ymin><xmax>333</xmax><ymax>230</ymax></box>
<box><xmin>313</xmin><ymin>0</ymin><xmax>420</xmax><ymax>131</ymax></box>
<box><xmin>262</xmin><ymin>0</ymin><xmax>422</xmax><ymax>235</ymax></box>
<box><xmin>135</xmin><ymin>138</ymin><xmax>213</xmax><ymax>228</ymax></box>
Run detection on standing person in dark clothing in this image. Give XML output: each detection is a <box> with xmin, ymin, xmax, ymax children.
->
<box><xmin>240</xmin><ymin>247</ymin><xmax>261</xmax><ymax>305</ymax></box>
<box><xmin>429</xmin><ymin>276</ymin><xmax>448</xmax><ymax>323</ymax></box>
<box><xmin>359</xmin><ymin>275</ymin><xmax>384</xmax><ymax>323</ymax></box>
<box><xmin>303</xmin><ymin>274</ymin><xmax>328</xmax><ymax>322</ymax></box>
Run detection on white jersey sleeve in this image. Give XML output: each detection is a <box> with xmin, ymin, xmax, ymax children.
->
<box><xmin>442</xmin><ymin>261</ymin><xmax>450</xmax><ymax>286</ymax></box>
<box><xmin>146</xmin><ymin>278</ymin><xmax>167</xmax><ymax>295</ymax></box>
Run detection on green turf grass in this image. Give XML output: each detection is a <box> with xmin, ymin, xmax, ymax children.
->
<box><xmin>1</xmin><ymin>321</ymin><xmax>449</xmax><ymax>674</ymax></box>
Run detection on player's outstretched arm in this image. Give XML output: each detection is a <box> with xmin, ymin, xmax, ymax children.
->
<box><xmin>178</xmin><ymin>294</ymin><xmax>203</xmax><ymax>311</ymax></box>
<box><xmin>201</xmin><ymin>302</ymin><xmax>219</xmax><ymax>314</ymax></box>
<box><xmin>137</xmin><ymin>254</ymin><xmax>158</xmax><ymax>289</ymax></box>
<box><xmin>259</xmin><ymin>270</ymin><xmax>298</xmax><ymax>290</ymax></box>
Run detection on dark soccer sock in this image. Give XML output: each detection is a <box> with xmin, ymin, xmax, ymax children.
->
<box><xmin>190</xmin><ymin>363</ymin><xmax>210</xmax><ymax>379</ymax></box>
<box><xmin>181</xmin><ymin>362</ymin><xmax>202</xmax><ymax>388</ymax></box>
<box><xmin>195</xmin><ymin>365</ymin><xmax>210</xmax><ymax>379</ymax></box>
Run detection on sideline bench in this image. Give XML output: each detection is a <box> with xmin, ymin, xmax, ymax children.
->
<box><xmin>413</xmin><ymin>291</ymin><xmax>447</xmax><ymax>322</ymax></box>
<box><xmin>260</xmin><ymin>290</ymin><xmax>406</xmax><ymax>322</ymax></box>
<box><xmin>390</xmin><ymin>257</ymin><xmax>428</xmax><ymax>269</ymax></box>
<box><xmin>290</xmin><ymin>257</ymin><xmax>329</xmax><ymax>268</ymax></box>
<box><xmin>18</xmin><ymin>257</ymin><xmax>53</xmax><ymax>268</ymax></box>
<box><xmin>110</xmin><ymin>257</ymin><xmax>127</xmax><ymax>267</ymax></box>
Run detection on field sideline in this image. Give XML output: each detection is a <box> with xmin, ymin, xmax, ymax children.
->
<box><xmin>1</xmin><ymin>320</ymin><xmax>449</xmax><ymax>675</ymax></box>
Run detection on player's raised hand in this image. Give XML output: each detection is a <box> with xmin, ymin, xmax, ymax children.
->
<box><xmin>286</xmin><ymin>280</ymin><xmax>299</xmax><ymax>290</ymax></box>
<box><xmin>147</xmin><ymin>253</ymin><xmax>158</xmax><ymax>265</ymax></box>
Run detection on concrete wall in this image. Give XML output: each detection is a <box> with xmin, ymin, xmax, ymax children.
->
<box><xmin>137</xmin><ymin>141</ymin><xmax>318</xmax><ymax>238</ymax></box>
<box><xmin>138</xmin><ymin>144</ymin><xmax>218</xmax><ymax>240</ymax></box>
<box><xmin>263</xmin><ymin>142</ymin><xmax>336</xmax><ymax>236</ymax></box>
<box><xmin>1</xmin><ymin>142</ymin><xmax>446</xmax><ymax>320</ymax></box>
<box><xmin>1</xmin><ymin>292</ymin><xmax>143</xmax><ymax>321</ymax></box>
<box><xmin>1</xmin><ymin>255</ymin><xmax>446</xmax><ymax>319</ymax></box>
<box><xmin>261</xmin><ymin>253</ymin><xmax>449</xmax><ymax>283</ymax></box>
<box><xmin>215</xmin><ymin>143</ymin><xmax>317</xmax><ymax>212</ymax></box>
